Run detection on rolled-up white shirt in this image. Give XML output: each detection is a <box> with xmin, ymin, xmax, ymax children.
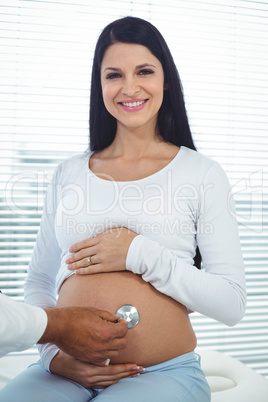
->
<box><xmin>0</xmin><ymin>293</ymin><xmax>47</xmax><ymax>357</ymax></box>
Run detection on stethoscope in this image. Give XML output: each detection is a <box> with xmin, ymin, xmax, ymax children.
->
<box><xmin>115</xmin><ymin>304</ymin><xmax>140</xmax><ymax>329</ymax></box>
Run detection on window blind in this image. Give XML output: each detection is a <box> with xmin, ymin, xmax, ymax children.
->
<box><xmin>1</xmin><ymin>0</ymin><xmax>267</xmax><ymax>377</ymax></box>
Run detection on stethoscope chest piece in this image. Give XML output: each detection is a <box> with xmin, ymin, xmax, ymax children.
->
<box><xmin>115</xmin><ymin>304</ymin><xmax>140</xmax><ymax>329</ymax></box>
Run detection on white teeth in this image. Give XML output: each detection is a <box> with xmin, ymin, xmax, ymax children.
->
<box><xmin>122</xmin><ymin>100</ymin><xmax>146</xmax><ymax>107</ymax></box>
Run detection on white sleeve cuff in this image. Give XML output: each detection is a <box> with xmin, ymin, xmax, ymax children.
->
<box><xmin>37</xmin><ymin>342</ymin><xmax>60</xmax><ymax>372</ymax></box>
<box><xmin>126</xmin><ymin>234</ymin><xmax>146</xmax><ymax>274</ymax></box>
<box><xmin>29</xmin><ymin>305</ymin><xmax>48</xmax><ymax>345</ymax></box>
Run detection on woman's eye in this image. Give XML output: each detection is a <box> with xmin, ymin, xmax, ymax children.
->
<box><xmin>106</xmin><ymin>73</ymin><xmax>121</xmax><ymax>80</ymax></box>
<box><xmin>138</xmin><ymin>69</ymin><xmax>154</xmax><ymax>76</ymax></box>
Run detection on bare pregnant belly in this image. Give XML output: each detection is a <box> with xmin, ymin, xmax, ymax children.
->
<box><xmin>57</xmin><ymin>271</ymin><xmax>197</xmax><ymax>367</ymax></box>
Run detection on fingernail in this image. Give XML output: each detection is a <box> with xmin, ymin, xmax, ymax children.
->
<box><xmin>137</xmin><ymin>367</ymin><xmax>145</xmax><ymax>372</ymax></box>
<box><xmin>131</xmin><ymin>373</ymin><xmax>140</xmax><ymax>377</ymax></box>
<box><xmin>105</xmin><ymin>359</ymin><xmax>110</xmax><ymax>366</ymax></box>
<box><xmin>131</xmin><ymin>366</ymin><xmax>145</xmax><ymax>371</ymax></box>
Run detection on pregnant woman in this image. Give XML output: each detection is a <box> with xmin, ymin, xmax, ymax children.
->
<box><xmin>0</xmin><ymin>16</ymin><xmax>246</xmax><ymax>402</ymax></box>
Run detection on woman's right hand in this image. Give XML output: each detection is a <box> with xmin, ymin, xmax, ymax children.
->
<box><xmin>50</xmin><ymin>351</ymin><xmax>144</xmax><ymax>389</ymax></box>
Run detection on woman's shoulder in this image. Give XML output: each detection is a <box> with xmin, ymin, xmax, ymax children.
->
<box><xmin>180</xmin><ymin>146</ymin><xmax>215</xmax><ymax>164</ymax></box>
<box><xmin>54</xmin><ymin>151</ymin><xmax>91</xmax><ymax>182</ymax></box>
<box><xmin>178</xmin><ymin>146</ymin><xmax>227</xmax><ymax>183</ymax></box>
<box><xmin>180</xmin><ymin>146</ymin><xmax>220</xmax><ymax>171</ymax></box>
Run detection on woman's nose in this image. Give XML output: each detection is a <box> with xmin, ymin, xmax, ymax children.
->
<box><xmin>122</xmin><ymin>78</ymin><xmax>140</xmax><ymax>97</ymax></box>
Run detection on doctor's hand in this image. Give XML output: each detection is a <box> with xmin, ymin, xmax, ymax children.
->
<box><xmin>39</xmin><ymin>306</ymin><xmax>128</xmax><ymax>364</ymax></box>
<box><xmin>50</xmin><ymin>351</ymin><xmax>144</xmax><ymax>389</ymax></box>
<box><xmin>66</xmin><ymin>227</ymin><xmax>138</xmax><ymax>275</ymax></box>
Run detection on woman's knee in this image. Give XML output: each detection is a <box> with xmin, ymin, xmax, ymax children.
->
<box><xmin>0</xmin><ymin>361</ymin><xmax>95</xmax><ymax>402</ymax></box>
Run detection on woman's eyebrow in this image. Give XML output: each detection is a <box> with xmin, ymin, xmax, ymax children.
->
<box><xmin>136</xmin><ymin>63</ymin><xmax>157</xmax><ymax>69</ymax></box>
<box><xmin>104</xmin><ymin>63</ymin><xmax>157</xmax><ymax>73</ymax></box>
<box><xmin>104</xmin><ymin>67</ymin><xmax>121</xmax><ymax>72</ymax></box>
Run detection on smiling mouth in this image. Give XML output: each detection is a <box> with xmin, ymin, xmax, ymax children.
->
<box><xmin>119</xmin><ymin>99</ymin><xmax>148</xmax><ymax>108</ymax></box>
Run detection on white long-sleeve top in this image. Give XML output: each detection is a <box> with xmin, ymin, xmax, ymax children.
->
<box><xmin>0</xmin><ymin>293</ymin><xmax>47</xmax><ymax>357</ymax></box>
<box><xmin>25</xmin><ymin>146</ymin><xmax>247</xmax><ymax>371</ymax></box>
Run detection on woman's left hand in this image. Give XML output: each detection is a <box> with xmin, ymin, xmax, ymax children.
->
<box><xmin>66</xmin><ymin>227</ymin><xmax>138</xmax><ymax>275</ymax></box>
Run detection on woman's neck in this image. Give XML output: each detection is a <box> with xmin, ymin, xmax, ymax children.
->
<box><xmin>107</xmin><ymin>124</ymin><xmax>164</xmax><ymax>159</ymax></box>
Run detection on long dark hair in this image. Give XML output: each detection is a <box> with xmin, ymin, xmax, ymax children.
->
<box><xmin>89</xmin><ymin>16</ymin><xmax>201</xmax><ymax>269</ymax></box>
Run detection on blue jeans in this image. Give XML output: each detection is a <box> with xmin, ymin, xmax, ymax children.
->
<box><xmin>0</xmin><ymin>351</ymin><xmax>211</xmax><ymax>401</ymax></box>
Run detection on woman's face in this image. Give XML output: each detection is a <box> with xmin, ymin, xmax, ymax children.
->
<box><xmin>100</xmin><ymin>42</ymin><xmax>165</xmax><ymax>132</ymax></box>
